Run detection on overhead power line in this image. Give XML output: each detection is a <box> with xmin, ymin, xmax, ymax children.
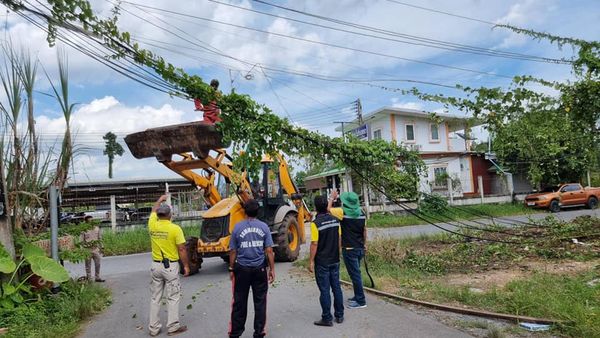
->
<box><xmin>251</xmin><ymin>0</ymin><xmax>569</xmax><ymax>64</ymax></box>
<box><xmin>122</xmin><ymin>1</ymin><xmax>516</xmax><ymax>79</ymax></box>
<box><xmin>209</xmin><ymin>0</ymin><xmax>566</xmax><ymax>64</ymax></box>
<box><xmin>384</xmin><ymin>0</ymin><xmax>497</xmax><ymax>25</ymax></box>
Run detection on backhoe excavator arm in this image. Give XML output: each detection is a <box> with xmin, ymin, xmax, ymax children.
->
<box><xmin>161</xmin><ymin>153</ymin><xmax>222</xmax><ymax>206</ymax></box>
<box><xmin>163</xmin><ymin>150</ymin><xmax>253</xmax><ymax>206</ymax></box>
<box><xmin>275</xmin><ymin>154</ymin><xmax>311</xmax><ymax>237</ymax></box>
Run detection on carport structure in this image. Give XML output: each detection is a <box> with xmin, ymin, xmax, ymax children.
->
<box><xmin>62</xmin><ymin>178</ymin><xmax>197</xmax><ymax>207</ymax></box>
<box><xmin>62</xmin><ymin>178</ymin><xmax>203</xmax><ymax>228</ymax></box>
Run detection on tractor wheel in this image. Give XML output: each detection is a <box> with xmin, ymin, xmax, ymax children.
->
<box><xmin>274</xmin><ymin>213</ymin><xmax>300</xmax><ymax>262</ymax></box>
<box><xmin>587</xmin><ymin>196</ymin><xmax>598</xmax><ymax>209</ymax></box>
<box><xmin>179</xmin><ymin>237</ymin><xmax>202</xmax><ymax>275</ymax></box>
<box><xmin>549</xmin><ymin>200</ymin><xmax>561</xmax><ymax>213</ymax></box>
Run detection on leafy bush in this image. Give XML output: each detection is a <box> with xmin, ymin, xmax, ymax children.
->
<box><xmin>418</xmin><ymin>194</ymin><xmax>448</xmax><ymax>214</ymax></box>
<box><xmin>0</xmin><ymin>280</ymin><xmax>111</xmax><ymax>338</ymax></box>
<box><xmin>1</xmin><ymin>242</ymin><xmax>70</xmax><ymax>310</ymax></box>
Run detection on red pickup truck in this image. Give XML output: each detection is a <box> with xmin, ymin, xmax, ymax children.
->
<box><xmin>524</xmin><ymin>183</ymin><xmax>600</xmax><ymax>212</ymax></box>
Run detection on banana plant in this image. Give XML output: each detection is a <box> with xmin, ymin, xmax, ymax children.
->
<box><xmin>0</xmin><ymin>242</ymin><xmax>69</xmax><ymax>310</ymax></box>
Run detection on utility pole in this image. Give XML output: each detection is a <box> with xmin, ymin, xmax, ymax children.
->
<box><xmin>0</xmin><ymin>150</ymin><xmax>14</xmax><ymax>259</ymax></box>
<box><xmin>333</xmin><ymin>121</ymin><xmax>350</xmax><ymax>142</ymax></box>
<box><xmin>356</xmin><ymin>98</ymin><xmax>363</xmax><ymax>124</ymax></box>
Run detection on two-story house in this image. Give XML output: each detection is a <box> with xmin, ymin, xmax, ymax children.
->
<box><xmin>340</xmin><ymin>106</ymin><xmax>503</xmax><ymax>198</ymax></box>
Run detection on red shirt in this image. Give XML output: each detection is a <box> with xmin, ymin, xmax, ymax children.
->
<box><xmin>194</xmin><ymin>99</ymin><xmax>222</xmax><ymax>124</ymax></box>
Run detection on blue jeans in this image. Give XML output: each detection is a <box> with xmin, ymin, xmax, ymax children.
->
<box><xmin>342</xmin><ymin>248</ymin><xmax>366</xmax><ymax>305</ymax></box>
<box><xmin>315</xmin><ymin>262</ymin><xmax>344</xmax><ymax>321</ymax></box>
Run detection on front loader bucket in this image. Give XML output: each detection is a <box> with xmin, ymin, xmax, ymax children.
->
<box><xmin>124</xmin><ymin>122</ymin><xmax>229</xmax><ymax>161</ymax></box>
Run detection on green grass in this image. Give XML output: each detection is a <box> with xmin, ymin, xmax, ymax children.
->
<box><xmin>367</xmin><ymin>203</ymin><xmax>535</xmax><ymax>228</ymax></box>
<box><xmin>297</xmin><ymin>217</ymin><xmax>600</xmax><ymax>337</ymax></box>
<box><xmin>0</xmin><ymin>280</ymin><xmax>111</xmax><ymax>338</ymax></box>
<box><xmin>430</xmin><ymin>272</ymin><xmax>600</xmax><ymax>338</ymax></box>
<box><xmin>102</xmin><ymin>224</ymin><xmax>199</xmax><ymax>256</ymax></box>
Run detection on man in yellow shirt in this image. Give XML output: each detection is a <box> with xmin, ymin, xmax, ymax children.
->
<box><xmin>148</xmin><ymin>194</ymin><xmax>190</xmax><ymax>337</ymax></box>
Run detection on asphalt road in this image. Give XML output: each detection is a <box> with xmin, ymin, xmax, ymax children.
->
<box><xmin>69</xmin><ymin>253</ymin><xmax>469</xmax><ymax>338</ymax></box>
<box><xmin>69</xmin><ymin>208</ymin><xmax>598</xmax><ymax>338</ymax></box>
<box><xmin>368</xmin><ymin>207</ymin><xmax>600</xmax><ymax>239</ymax></box>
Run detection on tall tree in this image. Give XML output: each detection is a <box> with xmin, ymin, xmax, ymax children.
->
<box><xmin>103</xmin><ymin>132</ymin><xmax>124</xmax><ymax>179</ymax></box>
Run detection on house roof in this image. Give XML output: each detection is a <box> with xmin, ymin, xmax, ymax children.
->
<box><xmin>304</xmin><ymin>167</ymin><xmax>346</xmax><ymax>181</ymax></box>
<box><xmin>335</xmin><ymin>106</ymin><xmax>482</xmax><ymax>132</ymax></box>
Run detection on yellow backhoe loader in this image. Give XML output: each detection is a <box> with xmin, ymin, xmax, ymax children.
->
<box><xmin>124</xmin><ymin>122</ymin><xmax>310</xmax><ymax>274</ymax></box>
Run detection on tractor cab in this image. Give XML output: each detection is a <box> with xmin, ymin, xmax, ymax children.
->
<box><xmin>256</xmin><ymin>155</ymin><xmax>286</xmax><ymax>226</ymax></box>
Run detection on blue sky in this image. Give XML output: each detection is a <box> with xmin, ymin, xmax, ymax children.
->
<box><xmin>1</xmin><ymin>0</ymin><xmax>599</xmax><ymax>182</ymax></box>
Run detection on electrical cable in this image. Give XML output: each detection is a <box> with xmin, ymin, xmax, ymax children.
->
<box><xmin>121</xmin><ymin>1</ymin><xmax>516</xmax><ymax>79</ymax></box>
<box><xmin>209</xmin><ymin>0</ymin><xmax>567</xmax><ymax>64</ymax></box>
<box><xmin>384</xmin><ymin>0</ymin><xmax>497</xmax><ymax>25</ymax></box>
<box><xmin>251</xmin><ymin>0</ymin><xmax>569</xmax><ymax>64</ymax></box>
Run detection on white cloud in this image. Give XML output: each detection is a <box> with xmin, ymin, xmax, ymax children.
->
<box><xmin>495</xmin><ymin>0</ymin><xmax>558</xmax><ymax>48</ymax></box>
<box><xmin>390</xmin><ymin>98</ymin><xmax>424</xmax><ymax>110</ymax></box>
<box><xmin>35</xmin><ymin>96</ymin><xmax>193</xmax><ymax>181</ymax></box>
<box><xmin>37</xmin><ymin>96</ymin><xmax>187</xmax><ymax>134</ymax></box>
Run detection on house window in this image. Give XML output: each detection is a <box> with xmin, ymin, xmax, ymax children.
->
<box><xmin>433</xmin><ymin>167</ymin><xmax>448</xmax><ymax>189</ymax></box>
<box><xmin>373</xmin><ymin>129</ymin><xmax>382</xmax><ymax>140</ymax></box>
<box><xmin>405</xmin><ymin>124</ymin><xmax>415</xmax><ymax>141</ymax></box>
<box><xmin>430</xmin><ymin>124</ymin><xmax>439</xmax><ymax>141</ymax></box>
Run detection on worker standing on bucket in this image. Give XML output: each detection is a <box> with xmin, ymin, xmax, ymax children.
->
<box><xmin>194</xmin><ymin>79</ymin><xmax>222</xmax><ymax>124</ymax></box>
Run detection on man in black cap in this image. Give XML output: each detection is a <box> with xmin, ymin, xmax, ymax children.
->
<box><xmin>148</xmin><ymin>194</ymin><xmax>190</xmax><ymax>337</ymax></box>
<box><xmin>228</xmin><ymin>199</ymin><xmax>275</xmax><ymax>338</ymax></box>
<box><xmin>309</xmin><ymin>195</ymin><xmax>344</xmax><ymax>326</ymax></box>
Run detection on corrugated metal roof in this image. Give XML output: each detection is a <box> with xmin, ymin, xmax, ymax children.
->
<box><xmin>304</xmin><ymin>168</ymin><xmax>346</xmax><ymax>181</ymax></box>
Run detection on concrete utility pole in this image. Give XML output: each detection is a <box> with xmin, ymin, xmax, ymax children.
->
<box><xmin>333</xmin><ymin>121</ymin><xmax>349</xmax><ymax>142</ymax></box>
<box><xmin>0</xmin><ymin>153</ymin><xmax>14</xmax><ymax>259</ymax></box>
<box><xmin>49</xmin><ymin>186</ymin><xmax>59</xmax><ymax>262</ymax></box>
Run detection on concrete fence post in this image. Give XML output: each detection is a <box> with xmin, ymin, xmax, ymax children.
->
<box><xmin>110</xmin><ymin>194</ymin><xmax>117</xmax><ymax>231</ymax></box>
<box><xmin>478</xmin><ymin>176</ymin><xmax>484</xmax><ymax>204</ymax></box>
<box><xmin>165</xmin><ymin>182</ymin><xmax>172</xmax><ymax>205</ymax></box>
<box><xmin>506</xmin><ymin>173</ymin><xmax>514</xmax><ymax>198</ymax></box>
<box><xmin>447</xmin><ymin>177</ymin><xmax>453</xmax><ymax>205</ymax></box>
<box><xmin>362</xmin><ymin>183</ymin><xmax>371</xmax><ymax>219</ymax></box>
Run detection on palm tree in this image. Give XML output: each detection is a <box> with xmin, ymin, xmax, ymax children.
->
<box><xmin>103</xmin><ymin>132</ymin><xmax>125</xmax><ymax>179</ymax></box>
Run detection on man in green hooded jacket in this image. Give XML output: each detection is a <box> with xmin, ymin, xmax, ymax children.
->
<box><xmin>328</xmin><ymin>190</ymin><xmax>367</xmax><ymax>309</ymax></box>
